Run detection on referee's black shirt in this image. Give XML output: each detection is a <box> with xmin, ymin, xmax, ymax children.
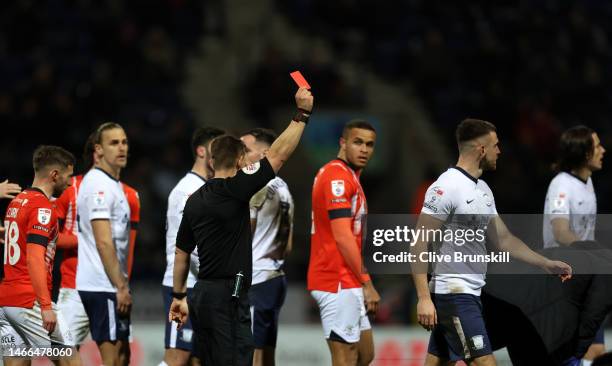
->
<box><xmin>176</xmin><ymin>157</ymin><xmax>275</xmax><ymax>288</ymax></box>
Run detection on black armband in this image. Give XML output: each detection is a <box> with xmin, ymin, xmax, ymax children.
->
<box><xmin>293</xmin><ymin>109</ymin><xmax>311</xmax><ymax>124</ymax></box>
<box><xmin>171</xmin><ymin>291</ymin><xmax>187</xmax><ymax>300</ymax></box>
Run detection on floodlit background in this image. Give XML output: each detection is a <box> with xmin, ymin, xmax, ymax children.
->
<box><xmin>1</xmin><ymin>1</ymin><xmax>612</xmax><ymax>364</ymax></box>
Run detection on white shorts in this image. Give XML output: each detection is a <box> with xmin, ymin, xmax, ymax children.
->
<box><xmin>311</xmin><ymin>284</ymin><xmax>371</xmax><ymax>344</ymax></box>
<box><xmin>0</xmin><ymin>302</ymin><xmax>75</xmax><ymax>347</ymax></box>
<box><xmin>57</xmin><ymin>288</ymin><xmax>90</xmax><ymax>345</ymax></box>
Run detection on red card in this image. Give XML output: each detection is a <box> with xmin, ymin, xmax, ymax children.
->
<box><xmin>290</xmin><ymin>71</ymin><xmax>311</xmax><ymax>89</ymax></box>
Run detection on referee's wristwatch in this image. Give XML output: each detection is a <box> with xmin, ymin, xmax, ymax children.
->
<box><xmin>171</xmin><ymin>291</ymin><xmax>187</xmax><ymax>300</ymax></box>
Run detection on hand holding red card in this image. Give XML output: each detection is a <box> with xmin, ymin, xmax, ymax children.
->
<box><xmin>290</xmin><ymin>71</ymin><xmax>311</xmax><ymax>89</ymax></box>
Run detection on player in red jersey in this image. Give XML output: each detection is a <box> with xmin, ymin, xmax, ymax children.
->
<box><xmin>308</xmin><ymin>120</ymin><xmax>380</xmax><ymax>366</ymax></box>
<box><xmin>55</xmin><ymin>134</ymin><xmax>140</xmax><ymax>351</ymax></box>
<box><xmin>0</xmin><ymin>145</ymin><xmax>80</xmax><ymax>366</ymax></box>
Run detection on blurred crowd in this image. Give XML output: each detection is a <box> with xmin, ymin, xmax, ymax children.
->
<box><xmin>0</xmin><ymin>0</ymin><xmax>225</xmax><ymax>281</ymax></box>
<box><xmin>277</xmin><ymin>0</ymin><xmax>612</xmax><ymax>214</ymax></box>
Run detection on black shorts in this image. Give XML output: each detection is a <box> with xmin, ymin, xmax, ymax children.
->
<box><xmin>188</xmin><ymin>279</ymin><xmax>254</xmax><ymax>366</ymax></box>
<box><xmin>248</xmin><ymin>275</ymin><xmax>287</xmax><ymax>348</ymax></box>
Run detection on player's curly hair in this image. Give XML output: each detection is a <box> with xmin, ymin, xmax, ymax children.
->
<box><xmin>82</xmin><ymin>131</ymin><xmax>96</xmax><ymax>170</ymax></box>
<box><xmin>33</xmin><ymin>145</ymin><xmax>75</xmax><ymax>173</ymax></box>
<box><xmin>553</xmin><ymin>125</ymin><xmax>595</xmax><ymax>172</ymax></box>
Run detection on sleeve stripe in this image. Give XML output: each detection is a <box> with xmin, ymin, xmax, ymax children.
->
<box><xmin>130</xmin><ymin>221</ymin><xmax>139</xmax><ymax>230</ymax></box>
<box><xmin>328</xmin><ymin>208</ymin><xmax>352</xmax><ymax>220</ymax></box>
<box><xmin>27</xmin><ymin>234</ymin><xmax>49</xmax><ymax>247</ymax></box>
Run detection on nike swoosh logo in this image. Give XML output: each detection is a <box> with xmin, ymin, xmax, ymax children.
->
<box><xmin>466</xmin><ymin>199</ymin><xmax>475</xmax><ymax>204</ymax></box>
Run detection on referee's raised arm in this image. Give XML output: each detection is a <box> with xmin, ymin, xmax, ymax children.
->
<box><xmin>266</xmin><ymin>87</ymin><xmax>313</xmax><ymax>173</ymax></box>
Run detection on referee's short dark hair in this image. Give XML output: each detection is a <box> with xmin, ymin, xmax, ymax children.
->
<box><xmin>192</xmin><ymin>126</ymin><xmax>225</xmax><ymax>158</ymax></box>
<box><xmin>211</xmin><ymin>135</ymin><xmax>246</xmax><ymax>170</ymax></box>
<box><xmin>456</xmin><ymin>118</ymin><xmax>497</xmax><ymax>147</ymax></box>
<box><xmin>242</xmin><ymin>128</ymin><xmax>277</xmax><ymax>147</ymax></box>
<box><xmin>553</xmin><ymin>125</ymin><xmax>595</xmax><ymax>172</ymax></box>
<box><xmin>33</xmin><ymin>145</ymin><xmax>75</xmax><ymax>173</ymax></box>
<box><xmin>342</xmin><ymin>119</ymin><xmax>376</xmax><ymax>138</ymax></box>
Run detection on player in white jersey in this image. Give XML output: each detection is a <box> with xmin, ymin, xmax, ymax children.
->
<box><xmin>76</xmin><ymin>122</ymin><xmax>131</xmax><ymax>366</ymax></box>
<box><xmin>543</xmin><ymin>125</ymin><xmax>606</xmax><ymax>366</ymax></box>
<box><xmin>160</xmin><ymin>126</ymin><xmax>224</xmax><ymax>366</ymax></box>
<box><xmin>241</xmin><ymin>128</ymin><xmax>294</xmax><ymax>366</ymax></box>
<box><xmin>411</xmin><ymin>119</ymin><xmax>572</xmax><ymax>366</ymax></box>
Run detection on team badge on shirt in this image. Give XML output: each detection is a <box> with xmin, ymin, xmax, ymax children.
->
<box><xmin>423</xmin><ymin>187</ymin><xmax>441</xmax><ymax>213</ymax></box>
<box><xmin>94</xmin><ymin>191</ymin><xmax>106</xmax><ymax>206</ymax></box>
<box><xmin>37</xmin><ymin>208</ymin><xmax>51</xmax><ymax>225</ymax></box>
<box><xmin>553</xmin><ymin>193</ymin><xmax>566</xmax><ymax>209</ymax></box>
<box><xmin>242</xmin><ymin>161</ymin><xmax>261</xmax><ymax>175</ymax></box>
<box><xmin>331</xmin><ymin>180</ymin><xmax>345</xmax><ymax>197</ymax></box>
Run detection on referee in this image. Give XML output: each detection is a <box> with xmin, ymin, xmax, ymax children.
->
<box><xmin>169</xmin><ymin>87</ymin><xmax>314</xmax><ymax>365</ymax></box>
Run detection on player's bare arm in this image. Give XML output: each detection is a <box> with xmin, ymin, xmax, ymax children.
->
<box><xmin>27</xmin><ymin>243</ymin><xmax>57</xmax><ymax>333</ymax></box>
<box><xmin>488</xmin><ymin>216</ymin><xmax>572</xmax><ymax>281</ymax></box>
<box><xmin>169</xmin><ymin>247</ymin><xmax>190</xmax><ymax>328</ymax></box>
<box><xmin>410</xmin><ymin>213</ymin><xmax>444</xmax><ymax>331</ymax></box>
<box><xmin>56</xmin><ymin>232</ymin><xmax>78</xmax><ymax>249</ymax></box>
<box><xmin>92</xmin><ymin>219</ymin><xmax>132</xmax><ymax>315</ymax></box>
<box><xmin>330</xmin><ymin>218</ymin><xmax>381</xmax><ymax>314</ymax></box>
<box><xmin>266</xmin><ymin>87</ymin><xmax>314</xmax><ymax>173</ymax></box>
<box><xmin>550</xmin><ymin>218</ymin><xmax>581</xmax><ymax>246</ymax></box>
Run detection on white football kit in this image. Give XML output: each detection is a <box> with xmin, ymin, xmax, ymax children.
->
<box><xmin>543</xmin><ymin>172</ymin><xmax>596</xmax><ymax>248</ymax></box>
<box><xmin>421</xmin><ymin>167</ymin><xmax>498</xmax><ymax>296</ymax></box>
<box><xmin>162</xmin><ymin>171</ymin><xmax>206</xmax><ymax>288</ymax></box>
<box><xmin>250</xmin><ymin>177</ymin><xmax>294</xmax><ymax>285</ymax></box>
<box><xmin>76</xmin><ymin>168</ymin><xmax>130</xmax><ymax>292</ymax></box>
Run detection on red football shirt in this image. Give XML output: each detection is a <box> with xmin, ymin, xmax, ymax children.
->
<box><xmin>122</xmin><ymin>183</ymin><xmax>141</xmax><ymax>227</ymax></box>
<box><xmin>55</xmin><ymin>176</ymin><xmax>140</xmax><ymax>289</ymax></box>
<box><xmin>54</xmin><ymin>175</ymin><xmax>83</xmax><ymax>289</ymax></box>
<box><xmin>0</xmin><ymin>188</ymin><xmax>58</xmax><ymax>308</ymax></box>
<box><xmin>308</xmin><ymin>159</ymin><xmax>367</xmax><ymax>292</ymax></box>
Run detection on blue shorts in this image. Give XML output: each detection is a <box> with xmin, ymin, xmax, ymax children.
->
<box><xmin>78</xmin><ymin>291</ymin><xmax>131</xmax><ymax>343</ymax></box>
<box><xmin>248</xmin><ymin>276</ymin><xmax>287</xmax><ymax>348</ymax></box>
<box><xmin>162</xmin><ymin>286</ymin><xmax>195</xmax><ymax>351</ymax></box>
<box><xmin>427</xmin><ymin>293</ymin><xmax>493</xmax><ymax>362</ymax></box>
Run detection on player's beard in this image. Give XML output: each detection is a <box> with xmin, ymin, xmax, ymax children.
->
<box><xmin>480</xmin><ymin>156</ymin><xmax>496</xmax><ymax>171</ymax></box>
<box><xmin>53</xmin><ymin>182</ymin><xmax>67</xmax><ymax>197</ymax></box>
